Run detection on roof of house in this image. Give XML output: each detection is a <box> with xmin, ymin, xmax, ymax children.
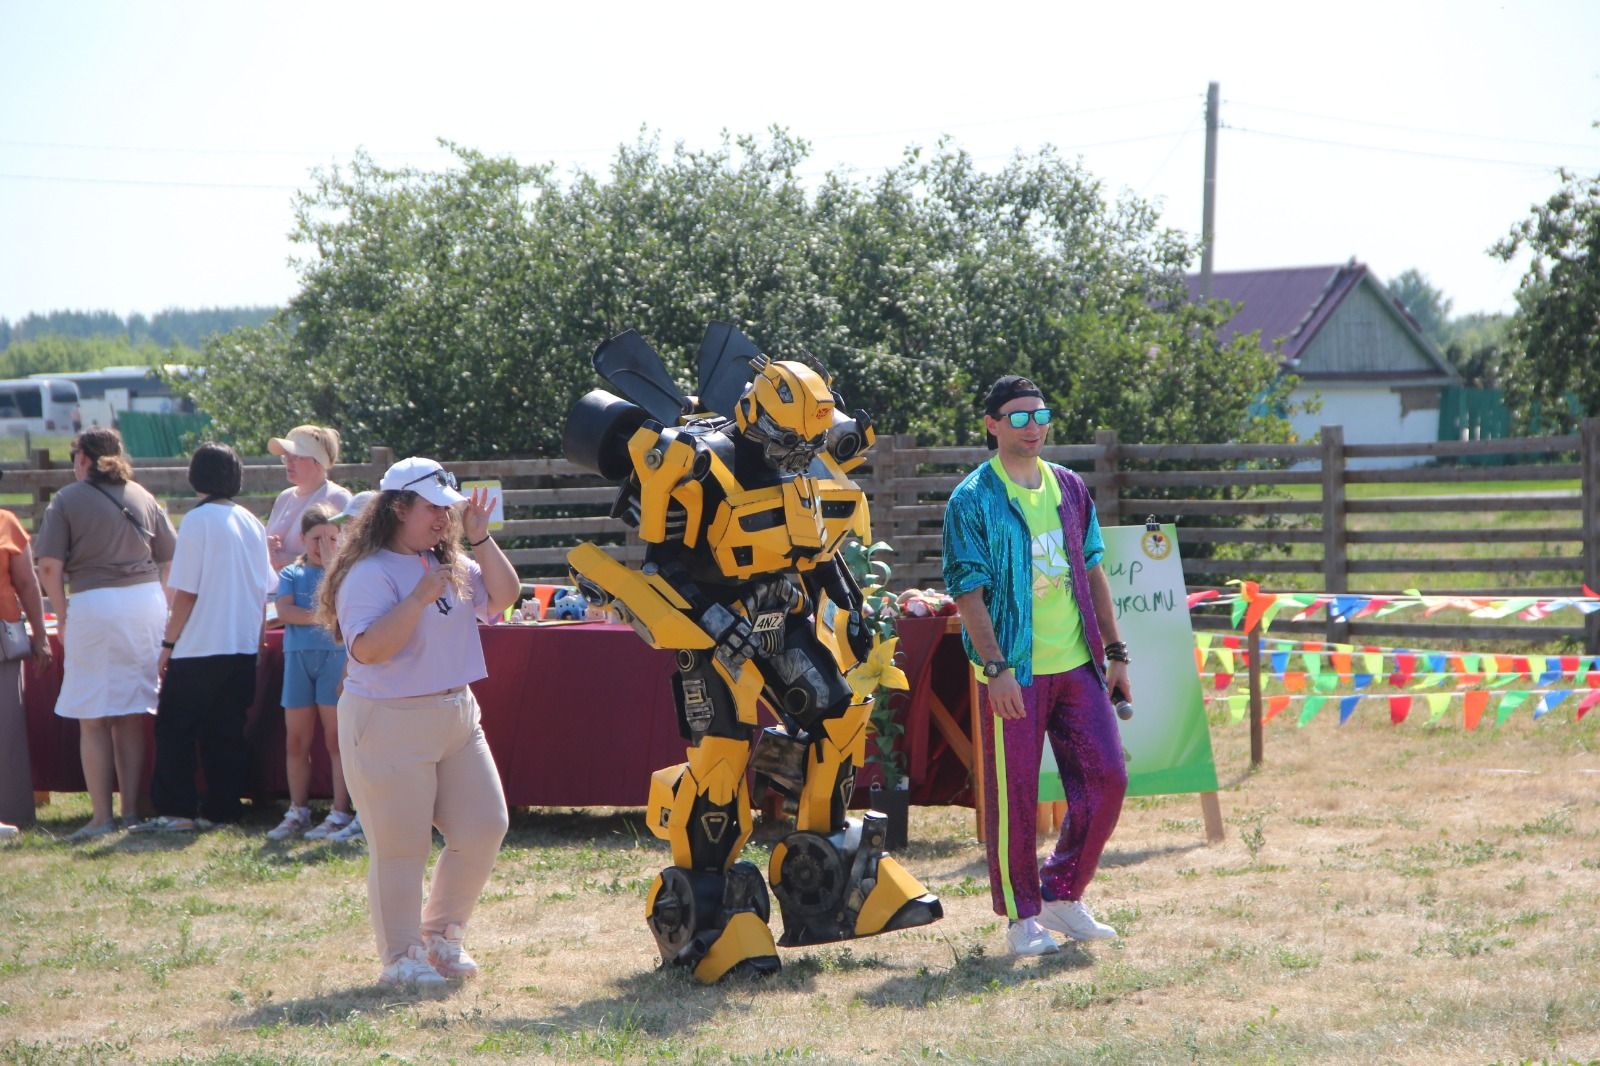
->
<box><xmin>1184</xmin><ymin>259</ymin><xmax>1452</xmax><ymax>383</ymax></box>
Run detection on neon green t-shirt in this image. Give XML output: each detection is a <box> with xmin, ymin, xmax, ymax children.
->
<box><xmin>990</xmin><ymin>456</ymin><xmax>1090</xmax><ymax>675</ymax></box>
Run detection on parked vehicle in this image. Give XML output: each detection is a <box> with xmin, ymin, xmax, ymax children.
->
<box><xmin>29</xmin><ymin>366</ymin><xmax>194</xmax><ymax>429</ymax></box>
<box><xmin>0</xmin><ymin>378</ymin><xmax>81</xmax><ymax>436</ymax></box>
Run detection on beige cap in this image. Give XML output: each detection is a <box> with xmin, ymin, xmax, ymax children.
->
<box><xmin>268</xmin><ymin>425</ymin><xmax>339</xmax><ymax>470</ymax></box>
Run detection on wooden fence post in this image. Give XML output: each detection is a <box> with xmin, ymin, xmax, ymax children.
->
<box><xmin>1319</xmin><ymin>426</ymin><xmax>1349</xmax><ymax>645</ymax></box>
<box><xmin>28</xmin><ymin>448</ymin><xmax>53</xmax><ymax>534</ymax></box>
<box><xmin>368</xmin><ymin>445</ymin><xmax>395</xmax><ymax>488</ymax></box>
<box><xmin>1247</xmin><ymin>617</ymin><xmax>1264</xmax><ymax>767</ymax></box>
<box><xmin>1092</xmin><ymin>428</ymin><xmax>1122</xmax><ymax>528</ymax></box>
<box><xmin>1582</xmin><ymin>417</ymin><xmax>1600</xmax><ymax>655</ymax></box>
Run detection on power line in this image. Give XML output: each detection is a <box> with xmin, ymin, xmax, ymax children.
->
<box><xmin>1225</xmin><ymin>98</ymin><xmax>1600</xmax><ymax>155</ymax></box>
<box><xmin>0</xmin><ymin>171</ymin><xmax>302</xmax><ymax>191</ymax></box>
<box><xmin>1223</xmin><ymin>124</ymin><xmax>1575</xmax><ymax>171</ymax></box>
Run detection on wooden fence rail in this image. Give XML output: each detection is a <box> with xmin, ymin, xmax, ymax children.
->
<box><xmin>5</xmin><ymin>418</ymin><xmax>1596</xmax><ymax>651</ymax></box>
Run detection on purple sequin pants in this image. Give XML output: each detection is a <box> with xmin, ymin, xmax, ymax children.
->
<box><xmin>978</xmin><ymin>662</ymin><xmax>1128</xmax><ymax>919</ymax></box>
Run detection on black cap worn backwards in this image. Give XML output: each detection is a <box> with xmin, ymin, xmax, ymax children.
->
<box><xmin>983</xmin><ymin>374</ymin><xmax>1044</xmax><ymax>417</ymax></box>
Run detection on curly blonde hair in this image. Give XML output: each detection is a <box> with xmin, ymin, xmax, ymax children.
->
<box><xmin>315</xmin><ymin>490</ymin><xmax>467</xmax><ymax>643</ymax></box>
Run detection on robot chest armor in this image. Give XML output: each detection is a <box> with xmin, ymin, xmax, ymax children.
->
<box><xmin>704</xmin><ymin>475</ymin><xmax>856</xmax><ymax>582</ymax></box>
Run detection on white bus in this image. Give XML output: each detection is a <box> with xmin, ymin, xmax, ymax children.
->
<box><xmin>0</xmin><ymin>378</ymin><xmax>81</xmax><ymax>436</ymax></box>
<box><xmin>30</xmin><ymin>366</ymin><xmax>194</xmax><ymax>429</ymax></box>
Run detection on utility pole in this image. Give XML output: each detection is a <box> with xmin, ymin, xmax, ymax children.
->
<box><xmin>1199</xmin><ymin>81</ymin><xmax>1219</xmax><ymax>299</ymax></box>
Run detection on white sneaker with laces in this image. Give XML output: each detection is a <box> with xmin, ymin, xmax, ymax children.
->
<box><xmin>426</xmin><ymin>923</ymin><xmax>479</xmax><ymax>979</ymax></box>
<box><xmin>327</xmin><ymin>813</ymin><xmax>364</xmax><ymax>842</ymax></box>
<box><xmin>304</xmin><ymin>810</ymin><xmax>353</xmax><ymax>841</ymax></box>
<box><xmin>379</xmin><ymin>945</ymin><xmax>447</xmax><ymax>988</ymax></box>
<box><xmin>1038</xmin><ymin>899</ymin><xmax>1118</xmax><ymax>941</ymax></box>
<box><xmin>266</xmin><ymin>806</ymin><xmax>312</xmax><ymax>841</ymax></box>
<box><xmin>1006</xmin><ymin>917</ymin><xmax>1060</xmax><ymax>957</ymax></box>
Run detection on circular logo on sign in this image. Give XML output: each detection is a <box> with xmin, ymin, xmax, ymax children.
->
<box><xmin>1140</xmin><ymin>528</ymin><xmax>1172</xmax><ymax>560</ymax></box>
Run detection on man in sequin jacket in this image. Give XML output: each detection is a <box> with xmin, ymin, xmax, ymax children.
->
<box><xmin>941</xmin><ymin>374</ymin><xmax>1131</xmax><ymax>957</ymax></box>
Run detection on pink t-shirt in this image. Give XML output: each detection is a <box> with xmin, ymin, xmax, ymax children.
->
<box><xmin>335</xmin><ymin>549</ymin><xmax>490</xmax><ymax>699</ymax></box>
<box><xmin>266</xmin><ymin>481</ymin><xmax>353</xmax><ymax>571</ymax></box>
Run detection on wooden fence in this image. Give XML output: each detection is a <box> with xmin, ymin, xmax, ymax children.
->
<box><xmin>6</xmin><ymin>418</ymin><xmax>1597</xmax><ymax>652</ymax></box>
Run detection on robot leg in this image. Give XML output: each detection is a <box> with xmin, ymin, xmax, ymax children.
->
<box><xmin>765</xmin><ymin>695</ymin><xmax>943</xmax><ymax>946</ymax></box>
<box><xmin>643</xmin><ymin>732</ymin><xmax>779</xmax><ymax>982</ymax></box>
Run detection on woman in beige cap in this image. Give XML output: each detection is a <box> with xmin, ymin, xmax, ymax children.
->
<box><xmin>266</xmin><ymin>425</ymin><xmax>353</xmax><ymax>572</ymax></box>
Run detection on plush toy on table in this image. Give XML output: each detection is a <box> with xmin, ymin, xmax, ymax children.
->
<box><xmin>562</xmin><ymin>322</ymin><xmax>942</xmax><ymax>983</ymax></box>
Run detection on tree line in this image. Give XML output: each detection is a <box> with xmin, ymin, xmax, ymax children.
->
<box><xmin>0</xmin><ymin>307</ymin><xmax>276</xmax><ymax>353</ymax></box>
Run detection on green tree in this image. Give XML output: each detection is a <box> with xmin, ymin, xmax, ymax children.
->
<box><xmin>185</xmin><ymin>132</ymin><xmax>1295</xmax><ymax>457</ymax></box>
<box><xmin>0</xmin><ymin>335</ymin><xmax>190</xmax><ymax>379</ymax></box>
<box><xmin>1493</xmin><ymin>166</ymin><xmax>1600</xmax><ymax>429</ymax></box>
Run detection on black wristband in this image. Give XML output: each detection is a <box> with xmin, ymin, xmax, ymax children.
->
<box><xmin>161</xmin><ymin>639</ymin><xmax>176</xmax><ymax>650</ymax></box>
<box><xmin>468</xmin><ymin>535</ymin><xmax>492</xmax><ymax>547</ymax></box>
<box><xmin>1104</xmin><ymin>641</ymin><xmax>1130</xmax><ymax>663</ymax></box>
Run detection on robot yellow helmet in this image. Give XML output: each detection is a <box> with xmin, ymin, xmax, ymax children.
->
<box><xmin>735</xmin><ymin>360</ymin><xmax>836</xmax><ymax>473</ymax></box>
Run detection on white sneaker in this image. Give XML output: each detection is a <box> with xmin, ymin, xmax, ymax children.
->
<box><xmin>327</xmin><ymin>813</ymin><xmax>364</xmax><ymax>843</ymax></box>
<box><xmin>0</xmin><ymin>822</ymin><xmax>18</xmax><ymax>842</ymax></box>
<box><xmin>1006</xmin><ymin>917</ymin><xmax>1060</xmax><ymax>957</ymax></box>
<box><xmin>1038</xmin><ymin>899</ymin><xmax>1118</xmax><ymax>941</ymax></box>
<box><xmin>379</xmin><ymin>945</ymin><xmax>447</xmax><ymax>988</ymax></box>
<box><xmin>304</xmin><ymin>810</ymin><xmax>353</xmax><ymax>841</ymax></box>
<box><xmin>425</xmin><ymin>923</ymin><xmax>479</xmax><ymax>979</ymax></box>
<box><xmin>266</xmin><ymin>806</ymin><xmax>312</xmax><ymax>841</ymax></box>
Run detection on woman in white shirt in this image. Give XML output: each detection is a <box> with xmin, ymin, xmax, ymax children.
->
<box><xmin>266</xmin><ymin>424</ymin><xmax>352</xmax><ymax>571</ymax></box>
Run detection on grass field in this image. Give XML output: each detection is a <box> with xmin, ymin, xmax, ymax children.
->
<box><xmin>5</xmin><ymin>709</ymin><xmax>1600</xmax><ymax>1065</ymax></box>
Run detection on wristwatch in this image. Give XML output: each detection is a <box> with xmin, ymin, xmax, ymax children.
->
<box><xmin>982</xmin><ymin>659</ymin><xmax>1010</xmax><ymax>678</ymax></box>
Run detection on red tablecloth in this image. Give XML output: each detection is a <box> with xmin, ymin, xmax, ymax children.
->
<box><xmin>23</xmin><ymin>616</ymin><xmax>975</xmax><ymax>808</ymax></box>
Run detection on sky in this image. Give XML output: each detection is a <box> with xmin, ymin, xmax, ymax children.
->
<box><xmin>2</xmin><ymin>0</ymin><xmax>1598</xmax><ymax>324</ymax></box>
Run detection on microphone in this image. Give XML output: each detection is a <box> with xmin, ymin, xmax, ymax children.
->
<box><xmin>1115</xmin><ymin>699</ymin><xmax>1134</xmax><ymax>721</ymax></box>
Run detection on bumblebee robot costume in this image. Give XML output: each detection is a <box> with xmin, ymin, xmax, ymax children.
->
<box><xmin>563</xmin><ymin>322</ymin><xmax>942</xmax><ymax>982</ymax></box>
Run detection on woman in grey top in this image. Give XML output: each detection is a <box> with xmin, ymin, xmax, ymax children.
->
<box><xmin>35</xmin><ymin>428</ymin><xmax>177</xmax><ymax>841</ymax></box>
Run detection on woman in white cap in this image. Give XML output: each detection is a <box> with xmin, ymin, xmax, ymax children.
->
<box><xmin>266</xmin><ymin>425</ymin><xmax>352</xmax><ymax>572</ymax></box>
<box><xmin>315</xmin><ymin>457</ymin><xmax>518</xmax><ymax>988</ymax></box>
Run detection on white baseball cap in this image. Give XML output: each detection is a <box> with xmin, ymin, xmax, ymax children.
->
<box><xmin>378</xmin><ymin>457</ymin><xmax>468</xmax><ymax>507</ymax></box>
<box><xmin>333</xmin><ymin>490</ymin><xmax>376</xmax><ymax>524</ymax></box>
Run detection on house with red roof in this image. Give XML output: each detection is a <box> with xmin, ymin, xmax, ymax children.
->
<box><xmin>1188</xmin><ymin>258</ymin><xmax>1459</xmax><ymax>468</ymax></box>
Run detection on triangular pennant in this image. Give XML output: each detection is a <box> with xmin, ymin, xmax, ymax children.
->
<box><xmin>1426</xmin><ymin>653</ymin><xmax>1447</xmax><ymax>675</ymax></box>
<box><xmin>1264</xmin><ymin>695</ymin><xmax>1291</xmax><ymax>723</ymax></box>
<box><xmin>1215</xmin><ymin>648</ymin><xmax>1235</xmax><ymax>675</ymax></box>
<box><xmin>1537</xmin><ymin>690</ymin><xmax>1572</xmax><ymax>719</ymax></box>
<box><xmin>1361</xmin><ymin>651</ymin><xmax>1384</xmax><ymax>676</ymax></box>
<box><xmin>1389</xmin><ymin>695</ymin><xmax>1412</xmax><ymax>724</ymax></box>
<box><xmin>1302</xmin><ymin>650</ymin><xmax>1324</xmax><ymax>678</ymax></box>
<box><xmin>1283</xmin><ymin>670</ymin><xmax>1308</xmax><ymax>693</ymax></box>
<box><xmin>1389</xmin><ymin>652</ymin><xmax>1417</xmax><ymax>688</ymax></box>
<box><xmin>1577</xmin><ymin>691</ymin><xmax>1600</xmax><ymax>722</ymax></box>
<box><xmin>1227</xmin><ymin>694</ymin><xmax>1249</xmax><ymax>722</ymax></box>
<box><xmin>1463</xmin><ymin>690</ymin><xmax>1489</xmax><ymax>731</ymax></box>
<box><xmin>1495</xmin><ymin>690</ymin><xmax>1530</xmax><ymax>727</ymax></box>
<box><xmin>1331</xmin><ymin>651</ymin><xmax>1353</xmax><ymax>681</ymax></box>
<box><xmin>1213</xmin><ymin>672</ymin><xmax>1234</xmax><ymax>691</ymax></box>
<box><xmin>1425</xmin><ymin>693</ymin><xmax>1451</xmax><ymax>723</ymax></box>
<box><xmin>1353</xmin><ymin>673</ymin><xmax>1374</xmax><ymax>690</ymax></box>
<box><xmin>1315</xmin><ymin>672</ymin><xmax>1339</xmax><ymax>693</ymax></box>
<box><xmin>1298</xmin><ymin>695</ymin><xmax>1328</xmax><ymax>727</ymax></box>
<box><xmin>1412</xmin><ymin>672</ymin><xmax>1448</xmax><ymax>690</ymax></box>
<box><xmin>1338</xmin><ymin>695</ymin><xmax>1361</xmax><ymax>724</ymax></box>
<box><xmin>1270</xmin><ymin>650</ymin><xmax>1289</xmax><ymax>677</ymax></box>
<box><xmin>1331</xmin><ymin>595</ymin><xmax>1364</xmax><ymax>621</ymax></box>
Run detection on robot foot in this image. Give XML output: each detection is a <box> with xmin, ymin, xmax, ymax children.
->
<box><xmin>646</xmin><ymin>861</ymin><xmax>780</xmax><ymax>984</ymax></box>
<box><xmin>770</xmin><ymin>814</ymin><xmax>943</xmax><ymax>947</ymax></box>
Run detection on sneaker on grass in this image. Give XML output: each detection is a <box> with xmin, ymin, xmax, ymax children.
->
<box><xmin>0</xmin><ymin>821</ymin><xmax>18</xmax><ymax>842</ymax></box>
<box><xmin>304</xmin><ymin>809</ymin><xmax>353</xmax><ymax>841</ymax></box>
<box><xmin>1038</xmin><ymin>898</ymin><xmax>1118</xmax><ymax>941</ymax></box>
<box><xmin>64</xmin><ymin>819</ymin><xmax>120</xmax><ymax>842</ymax></box>
<box><xmin>266</xmin><ymin>806</ymin><xmax>313</xmax><ymax>841</ymax></box>
<box><xmin>379</xmin><ymin>945</ymin><xmax>447</xmax><ymax>989</ymax></box>
<box><xmin>1005</xmin><ymin>917</ymin><xmax>1060</xmax><ymax>957</ymax></box>
<box><xmin>127</xmin><ymin>815</ymin><xmax>202</xmax><ymax>834</ymax></box>
<box><xmin>426</xmin><ymin>923</ymin><xmax>479</xmax><ymax>979</ymax></box>
<box><xmin>326</xmin><ymin>813</ymin><xmax>364</xmax><ymax>843</ymax></box>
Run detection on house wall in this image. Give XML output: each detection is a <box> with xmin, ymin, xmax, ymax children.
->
<box><xmin>1289</xmin><ymin>383</ymin><xmax>1439</xmax><ymax>469</ymax></box>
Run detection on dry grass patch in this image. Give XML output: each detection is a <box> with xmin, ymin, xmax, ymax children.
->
<box><xmin>5</xmin><ymin>714</ymin><xmax>1600</xmax><ymax>1064</ymax></box>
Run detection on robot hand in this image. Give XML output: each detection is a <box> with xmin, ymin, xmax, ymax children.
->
<box><xmin>701</xmin><ymin>603</ymin><xmax>760</xmax><ymax>669</ymax></box>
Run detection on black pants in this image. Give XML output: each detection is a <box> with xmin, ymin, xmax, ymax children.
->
<box><xmin>150</xmin><ymin>653</ymin><xmax>258</xmax><ymax>823</ymax></box>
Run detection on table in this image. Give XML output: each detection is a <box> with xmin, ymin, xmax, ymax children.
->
<box><xmin>23</xmin><ymin>616</ymin><xmax>978</xmax><ymax>809</ymax></box>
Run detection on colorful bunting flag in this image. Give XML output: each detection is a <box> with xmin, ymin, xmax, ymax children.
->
<box><xmin>1297</xmin><ymin>695</ymin><xmax>1327</xmax><ymax>727</ymax></box>
<box><xmin>1463</xmin><ymin>690</ymin><xmax>1489</xmax><ymax>731</ymax></box>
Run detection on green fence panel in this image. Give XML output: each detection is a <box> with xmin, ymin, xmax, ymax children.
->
<box><xmin>118</xmin><ymin>411</ymin><xmax>213</xmax><ymax>458</ymax></box>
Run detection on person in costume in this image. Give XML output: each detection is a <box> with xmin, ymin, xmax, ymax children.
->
<box><xmin>563</xmin><ymin>323</ymin><xmax>941</xmax><ymax>982</ymax></box>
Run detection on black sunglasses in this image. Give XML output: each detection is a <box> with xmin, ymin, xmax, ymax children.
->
<box><xmin>401</xmin><ymin>469</ymin><xmax>459</xmax><ymax>493</ymax></box>
<box><xmin>1003</xmin><ymin>408</ymin><xmax>1053</xmax><ymax>429</ymax></box>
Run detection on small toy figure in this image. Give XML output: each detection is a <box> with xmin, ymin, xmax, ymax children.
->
<box><xmin>563</xmin><ymin>322</ymin><xmax>942</xmax><ymax>982</ymax></box>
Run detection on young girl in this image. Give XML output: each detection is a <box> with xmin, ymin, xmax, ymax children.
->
<box><xmin>268</xmin><ymin>504</ymin><xmax>358</xmax><ymax>841</ymax></box>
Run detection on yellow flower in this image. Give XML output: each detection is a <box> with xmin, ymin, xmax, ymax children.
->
<box><xmin>848</xmin><ymin>636</ymin><xmax>910</xmax><ymax>698</ymax></box>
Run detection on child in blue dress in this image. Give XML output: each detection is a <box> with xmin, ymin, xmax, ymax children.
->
<box><xmin>268</xmin><ymin>504</ymin><xmax>358</xmax><ymax>841</ymax></box>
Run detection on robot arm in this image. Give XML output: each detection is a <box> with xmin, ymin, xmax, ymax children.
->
<box><xmin>806</xmin><ymin>556</ymin><xmax>872</xmax><ymax>665</ymax></box>
<box><xmin>645</xmin><ymin>544</ymin><xmax>760</xmax><ymax>670</ymax></box>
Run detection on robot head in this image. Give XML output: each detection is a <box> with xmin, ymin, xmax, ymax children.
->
<box><xmin>734</xmin><ymin>359</ymin><xmax>835</xmax><ymax>473</ymax></box>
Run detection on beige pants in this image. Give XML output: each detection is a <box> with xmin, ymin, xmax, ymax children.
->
<box><xmin>338</xmin><ymin>687</ymin><xmax>509</xmax><ymax>966</ymax></box>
